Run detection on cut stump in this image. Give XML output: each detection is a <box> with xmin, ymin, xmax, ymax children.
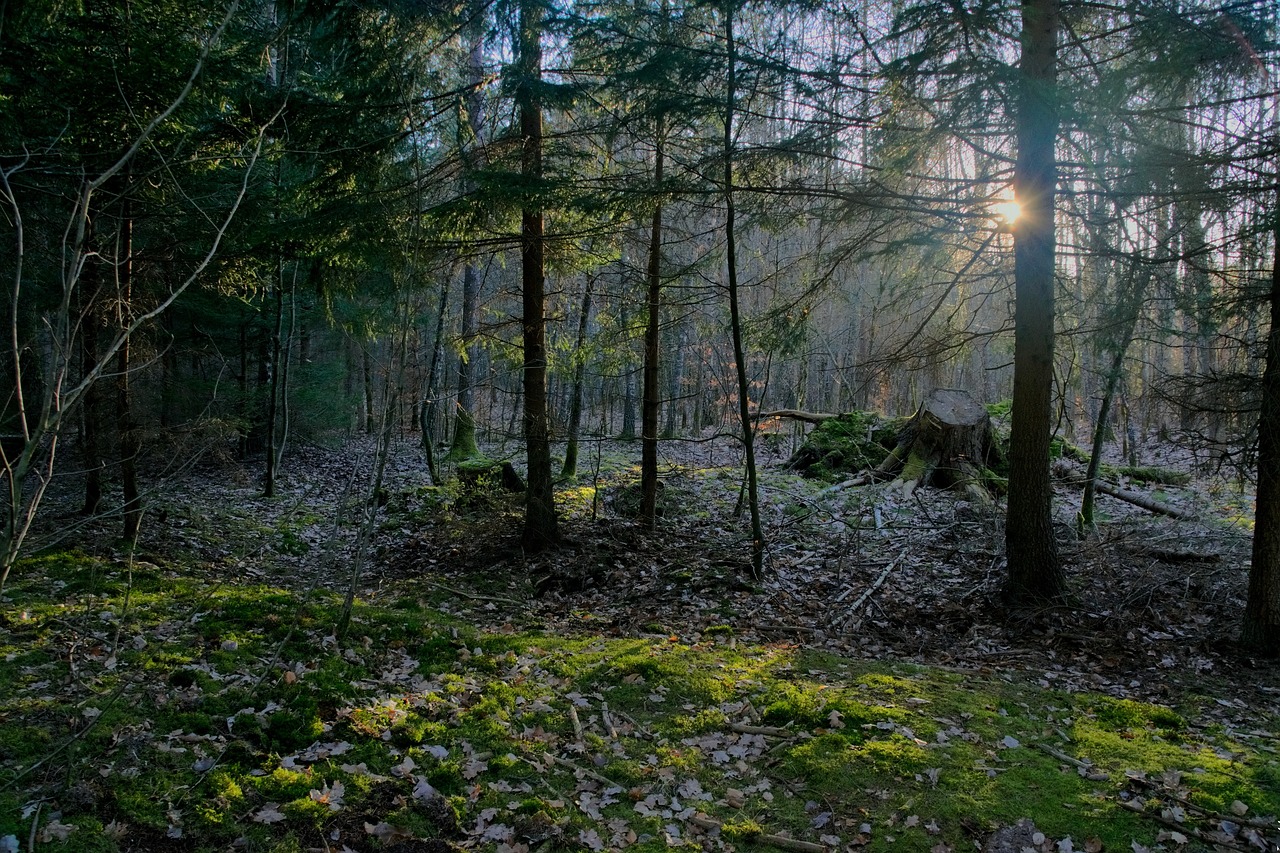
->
<box><xmin>812</xmin><ymin>389</ymin><xmax>998</xmax><ymax>500</ymax></box>
<box><xmin>891</xmin><ymin>388</ymin><xmax>995</xmax><ymax>499</ymax></box>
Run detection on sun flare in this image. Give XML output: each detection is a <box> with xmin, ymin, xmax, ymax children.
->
<box><xmin>993</xmin><ymin>200</ymin><xmax>1022</xmax><ymax>225</ymax></box>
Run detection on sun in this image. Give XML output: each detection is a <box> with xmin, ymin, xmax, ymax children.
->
<box><xmin>993</xmin><ymin>200</ymin><xmax>1022</xmax><ymax>226</ymax></box>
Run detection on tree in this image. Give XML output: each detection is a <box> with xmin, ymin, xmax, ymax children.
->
<box><xmin>1243</xmin><ymin>200</ymin><xmax>1280</xmax><ymax>654</ymax></box>
<box><xmin>1003</xmin><ymin>0</ymin><xmax>1067</xmax><ymax>605</ymax></box>
<box><xmin>448</xmin><ymin>10</ymin><xmax>489</xmax><ymax>463</ymax></box>
<box><xmin>721</xmin><ymin>0</ymin><xmax>765</xmax><ymax>578</ymax></box>
<box><xmin>518</xmin><ymin>0</ymin><xmax>560</xmax><ymax>550</ymax></box>
<box><xmin>0</xmin><ymin>1</ymin><xmax>270</xmax><ymax>592</ymax></box>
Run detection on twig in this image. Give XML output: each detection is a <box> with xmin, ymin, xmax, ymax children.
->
<box><xmin>1035</xmin><ymin>742</ymin><xmax>1090</xmax><ymax>768</ymax></box>
<box><xmin>420</xmin><ymin>579</ymin><xmax>522</xmax><ymax>606</ymax></box>
<box><xmin>549</xmin><ymin>755</ymin><xmax>620</xmax><ymax>789</ymax></box>
<box><xmin>1127</xmin><ymin>775</ymin><xmax>1277</xmax><ymax>830</ymax></box>
<box><xmin>1121</xmin><ymin>801</ymin><xmax>1247</xmax><ymax>851</ymax></box>
<box><xmin>829</xmin><ymin>556</ymin><xmax>900</xmax><ymax>628</ymax></box>
<box><xmin>690</xmin><ymin>813</ymin><xmax>828</xmax><ymax>853</ymax></box>
<box><xmin>729</xmin><ymin>722</ymin><xmax>792</xmax><ymax>737</ymax></box>
<box><xmin>610</xmin><ymin>709</ymin><xmax>655</xmax><ymax>740</ymax></box>
<box><xmin>601</xmin><ymin>702</ymin><xmax>619</xmax><ymax>740</ymax></box>
<box><xmin>1034</xmin><ymin>742</ymin><xmax>1107</xmax><ymax>778</ymax></box>
<box><xmin>26</xmin><ymin>801</ymin><xmax>40</xmax><ymax>853</ymax></box>
<box><xmin>756</xmin><ymin>622</ymin><xmax>820</xmax><ymax>634</ymax></box>
<box><xmin>567</xmin><ymin>704</ymin><xmax>584</xmax><ymax>744</ymax></box>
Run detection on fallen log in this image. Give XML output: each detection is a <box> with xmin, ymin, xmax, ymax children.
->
<box><xmin>1053</xmin><ymin>461</ymin><xmax>1197</xmax><ymax>520</ymax></box>
<box><xmin>754</xmin><ymin>408</ymin><xmax>838</xmax><ymax>425</ymax></box>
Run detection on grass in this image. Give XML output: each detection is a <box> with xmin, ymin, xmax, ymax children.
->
<box><xmin>0</xmin><ymin>550</ymin><xmax>1277</xmax><ymax>852</ymax></box>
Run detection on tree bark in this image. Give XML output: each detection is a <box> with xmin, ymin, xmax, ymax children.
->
<box><xmin>723</xmin><ymin>1</ymin><xmax>764</xmax><ymax>579</ymax></box>
<box><xmin>640</xmin><ymin>126</ymin><xmax>665</xmax><ymax>530</ymax></box>
<box><xmin>1242</xmin><ymin>206</ymin><xmax>1280</xmax><ymax>654</ymax></box>
<box><xmin>117</xmin><ymin>195</ymin><xmax>141</xmax><ymax>542</ymax></box>
<box><xmin>562</xmin><ymin>273</ymin><xmax>594</xmax><ymax>479</ymax></box>
<box><xmin>1004</xmin><ymin>0</ymin><xmax>1066</xmax><ymax>605</ymax></box>
<box><xmin>756</xmin><ymin>408</ymin><xmax>838</xmax><ymax>425</ymax></box>
<box><xmin>518</xmin><ymin>0</ymin><xmax>558</xmax><ymax>551</ymax></box>
<box><xmin>362</xmin><ymin>345</ymin><xmax>375</xmax><ymax>435</ymax></box>
<box><xmin>421</xmin><ymin>275</ymin><xmax>451</xmax><ymax>485</ymax></box>
<box><xmin>263</xmin><ymin>266</ymin><xmax>283</xmax><ymax>497</ymax></box>
<box><xmin>449</xmin><ymin>24</ymin><xmax>485</xmax><ymax>462</ymax></box>
<box><xmin>1080</xmin><ymin>263</ymin><xmax>1150</xmax><ymax>531</ymax></box>
<box><xmin>619</xmin><ymin>296</ymin><xmax>637</xmax><ymax>441</ymax></box>
<box><xmin>80</xmin><ymin>282</ymin><xmax>105</xmax><ymax>517</ymax></box>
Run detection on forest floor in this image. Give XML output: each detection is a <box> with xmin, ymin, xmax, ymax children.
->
<box><xmin>1</xmin><ymin>431</ymin><xmax>1278</xmax><ymax>853</ymax></box>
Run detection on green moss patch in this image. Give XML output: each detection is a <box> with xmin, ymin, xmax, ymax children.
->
<box><xmin>0</xmin><ymin>551</ymin><xmax>1277</xmax><ymax>853</ymax></box>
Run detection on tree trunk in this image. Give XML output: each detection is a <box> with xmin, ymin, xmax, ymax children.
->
<box><xmin>640</xmin><ymin>126</ymin><xmax>665</xmax><ymax>529</ymax></box>
<box><xmin>1080</xmin><ymin>264</ymin><xmax>1150</xmax><ymax>531</ymax></box>
<box><xmin>80</xmin><ymin>284</ymin><xmax>105</xmax><ymax>517</ymax></box>
<box><xmin>362</xmin><ymin>345</ymin><xmax>375</xmax><ymax>435</ymax></box>
<box><xmin>421</xmin><ymin>274</ymin><xmax>451</xmax><ymax>484</ymax></box>
<box><xmin>562</xmin><ymin>273</ymin><xmax>594</xmax><ymax>479</ymax></box>
<box><xmin>450</xmin><ymin>25</ymin><xmax>485</xmax><ymax>462</ymax></box>
<box><xmin>893</xmin><ymin>389</ymin><xmax>993</xmax><ymax>495</ymax></box>
<box><xmin>263</xmin><ymin>268</ymin><xmax>283</xmax><ymax>497</ymax></box>
<box><xmin>117</xmin><ymin>199</ymin><xmax>141</xmax><ymax>542</ymax></box>
<box><xmin>722</xmin><ymin>1</ymin><xmax>763</xmax><ymax>579</ymax></box>
<box><xmin>1243</xmin><ymin>208</ymin><xmax>1280</xmax><ymax>655</ymax></box>
<box><xmin>619</xmin><ymin>296</ymin><xmax>637</xmax><ymax>441</ymax></box>
<box><xmin>1004</xmin><ymin>0</ymin><xmax>1066</xmax><ymax>605</ymax></box>
<box><xmin>663</xmin><ymin>319</ymin><xmax>684</xmax><ymax>438</ymax></box>
<box><xmin>237</xmin><ymin>321</ymin><xmax>251</xmax><ymax>457</ymax></box>
<box><xmin>518</xmin><ymin>0</ymin><xmax>558</xmax><ymax>551</ymax></box>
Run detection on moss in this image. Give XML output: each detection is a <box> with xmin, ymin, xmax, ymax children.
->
<box><xmin>721</xmin><ymin>817</ymin><xmax>763</xmax><ymax>840</ymax></box>
<box><xmin>247</xmin><ymin>767</ymin><xmax>317</xmax><ymax>802</ymax></box>
<box><xmin>1110</xmin><ymin>465</ymin><xmax>1192</xmax><ymax>485</ymax></box>
<box><xmin>1050</xmin><ymin>437</ymin><xmax>1091</xmax><ymax>463</ymax></box>
<box><xmin>1091</xmin><ymin>696</ymin><xmax>1185</xmax><ymax>731</ymax></box>
<box><xmin>280</xmin><ymin>796</ymin><xmax>334</xmax><ymax>826</ymax></box>
<box><xmin>790</xmin><ymin>410</ymin><xmax>902</xmax><ymax>480</ymax></box>
<box><xmin>900</xmin><ymin>450</ymin><xmax>929</xmax><ymax>482</ymax></box>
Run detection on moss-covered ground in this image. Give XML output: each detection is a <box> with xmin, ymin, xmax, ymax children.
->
<box><xmin>1</xmin><ymin>547</ymin><xmax>1276</xmax><ymax>853</ymax></box>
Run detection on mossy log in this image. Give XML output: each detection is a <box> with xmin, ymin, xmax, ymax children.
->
<box><xmin>457</xmin><ymin>458</ymin><xmax>526</xmax><ymax>493</ymax></box>
<box><xmin>755</xmin><ymin>408</ymin><xmax>838</xmax><ymax>425</ymax></box>
<box><xmin>1052</xmin><ymin>461</ymin><xmax>1197</xmax><ymax>520</ymax></box>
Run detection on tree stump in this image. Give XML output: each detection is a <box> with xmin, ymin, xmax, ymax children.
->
<box><xmin>890</xmin><ymin>388</ymin><xmax>995</xmax><ymax>499</ymax></box>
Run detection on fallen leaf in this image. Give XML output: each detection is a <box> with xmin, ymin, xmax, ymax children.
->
<box><xmin>38</xmin><ymin>820</ymin><xmax>77</xmax><ymax>843</ymax></box>
<box><xmin>365</xmin><ymin>821</ymin><xmax>415</xmax><ymax>844</ymax></box>
<box><xmin>252</xmin><ymin>804</ymin><xmax>286</xmax><ymax>824</ymax></box>
<box><xmin>309</xmin><ymin>780</ymin><xmax>345</xmax><ymax>811</ymax></box>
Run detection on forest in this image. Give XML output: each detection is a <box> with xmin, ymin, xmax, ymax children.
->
<box><xmin>1</xmin><ymin>0</ymin><xmax>1280</xmax><ymax>850</ymax></box>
